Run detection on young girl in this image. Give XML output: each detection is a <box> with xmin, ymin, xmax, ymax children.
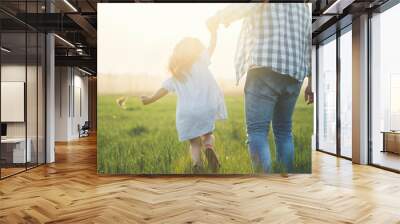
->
<box><xmin>140</xmin><ymin>31</ymin><xmax>227</xmax><ymax>173</ymax></box>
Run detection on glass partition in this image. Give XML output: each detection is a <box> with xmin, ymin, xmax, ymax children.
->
<box><xmin>317</xmin><ymin>36</ymin><xmax>337</xmax><ymax>154</ymax></box>
<box><xmin>339</xmin><ymin>29</ymin><xmax>352</xmax><ymax>158</ymax></box>
<box><xmin>1</xmin><ymin>31</ymin><xmax>28</xmax><ymax>177</ymax></box>
<box><xmin>371</xmin><ymin>3</ymin><xmax>400</xmax><ymax>171</ymax></box>
<box><xmin>0</xmin><ymin>1</ymin><xmax>46</xmax><ymax>179</ymax></box>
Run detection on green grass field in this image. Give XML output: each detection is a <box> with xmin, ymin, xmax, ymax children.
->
<box><xmin>97</xmin><ymin>94</ymin><xmax>313</xmax><ymax>174</ymax></box>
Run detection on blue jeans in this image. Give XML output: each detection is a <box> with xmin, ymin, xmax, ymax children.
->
<box><xmin>245</xmin><ymin>68</ymin><xmax>302</xmax><ymax>173</ymax></box>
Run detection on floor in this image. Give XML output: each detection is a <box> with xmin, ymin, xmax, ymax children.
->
<box><xmin>0</xmin><ymin>135</ymin><xmax>400</xmax><ymax>223</ymax></box>
<box><xmin>372</xmin><ymin>150</ymin><xmax>400</xmax><ymax>171</ymax></box>
<box><xmin>1</xmin><ymin>163</ymin><xmax>44</xmax><ymax>178</ymax></box>
<box><xmin>0</xmin><ymin>167</ymin><xmax>26</xmax><ymax>178</ymax></box>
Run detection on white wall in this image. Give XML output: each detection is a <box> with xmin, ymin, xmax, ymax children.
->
<box><xmin>55</xmin><ymin>67</ymin><xmax>89</xmax><ymax>141</ymax></box>
<box><xmin>1</xmin><ymin>63</ymin><xmax>47</xmax><ymax>164</ymax></box>
<box><xmin>1</xmin><ymin>65</ymin><xmax>37</xmax><ymax>138</ymax></box>
<box><xmin>71</xmin><ymin>73</ymin><xmax>89</xmax><ymax>138</ymax></box>
<box><xmin>55</xmin><ymin>67</ymin><xmax>70</xmax><ymax>141</ymax></box>
<box><xmin>1</xmin><ymin>65</ymin><xmax>26</xmax><ymax>138</ymax></box>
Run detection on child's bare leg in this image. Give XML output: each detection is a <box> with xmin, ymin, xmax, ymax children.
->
<box><xmin>202</xmin><ymin>132</ymin><xmax>215</xmax><ymax>149</ymax></box>
<box><xmin>189</xmin><ymin>137</ymin><xmax>202</xmax><ymax>166</ymax></box>
<box><xmin>202</xmin><ymin>132</ymin><xmax>220</xmax><ymax>172</ymax></box>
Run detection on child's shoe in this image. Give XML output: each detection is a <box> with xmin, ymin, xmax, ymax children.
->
<box><xmin>192</xmin><ymin>163</ymin><xmax>204</xmax><ymax>174</ymax></box>
<box><xmin>204</xmin><ymin>147</ymin><xmax>220</xmax><ymax>173</ymax></box>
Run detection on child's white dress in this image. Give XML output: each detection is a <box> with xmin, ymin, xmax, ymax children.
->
<box><xmin>162</xmin><ymin>50</ymin><xmax>228</xmax><ymax>141</ymax></box>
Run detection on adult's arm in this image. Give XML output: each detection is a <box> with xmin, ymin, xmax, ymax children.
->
<box><xmin>209</xmin><ymin>3</ymin><xmax>259</xmax><ymax>28</ymax></box>
<box><xmin>304</xmin><ymin>13</ymin><xmax>313</xmax><ymax>105</ymax></box>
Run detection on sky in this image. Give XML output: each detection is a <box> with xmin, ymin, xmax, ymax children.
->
<box><xmin>97</xmin><ymin>3</ymin><xmax>242</xmax><ymax>82</ymax></box>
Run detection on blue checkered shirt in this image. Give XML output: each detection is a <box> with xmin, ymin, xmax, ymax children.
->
<box><xmin>216</xmin><ymin>3</ymin><xmax>312</xmax><ymax>84</ymax></box>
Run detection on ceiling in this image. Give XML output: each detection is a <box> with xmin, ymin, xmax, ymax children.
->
<box><xmin>311</xmin><ymin>0</ymin><xmax>391</xmax><ymax>43</ymax></box>
<box><xmin>0</xmin><ymin>0</ymin><xmax>396</xmax><ymax>74</ymax></box>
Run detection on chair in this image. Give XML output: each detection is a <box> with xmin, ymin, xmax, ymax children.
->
<box><xmin>79</xmin><ymin>121</ymin><xmax>90</xmax><ymax>138</ymax></box>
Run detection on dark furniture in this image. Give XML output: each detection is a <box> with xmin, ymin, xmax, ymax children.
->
<box><xmin>78</xmin><ymin>121</ymin><xmax>90</xmax><ymax>138</ymax></box>
<box><xmin>382</xmin><ymin>131</ymin><xmax>400</xmax><ymax>155</ymax></box>
<box><xmin>1</xmin><ymin>123</ymin><xmax>7</xmax><ymax>137</ymax></box>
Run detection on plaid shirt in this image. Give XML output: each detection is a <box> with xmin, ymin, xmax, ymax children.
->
<box><xmin>216</xmin><ymin>3</ymin><xmax>312</xmax><ymax>84</ymax></box>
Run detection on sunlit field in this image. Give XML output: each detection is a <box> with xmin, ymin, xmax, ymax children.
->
<box><xmin>97</xmin><ymin>3</ymin><xmax>313</xmax><ymax>175</ymax></box>
<box><xmin>97</xmin><ymin>93</ymin><xmax>313</xmax><ymax>174</ymax></box>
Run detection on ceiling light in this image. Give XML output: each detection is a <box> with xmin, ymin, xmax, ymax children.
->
<box><xmin>54</xmin><ymin>34</ymin><xmax>75</xmax><ymax>48</ymax></box>
<box><xmin>322</xmin><ymin>0</ymin><xmax>353</xmax><ymax>15</ymax></box>
<box><xmin>76</xmin><ymin>48</ymin><xmax>85</xmax><ymax>55</ymax></box>
<box><xmin>1</xmin><ymin>47</ymin><xmax>11</xmax><ymax>53</ymax></box>
<box><xmin>63</xmin><ymin>0</ymin><xmax>78</xmax><ymax>12</ymax></box>
<box><xmin>78</xmin><ymin>67</ymin><xmax>93</xmax><ymax>76</ymax></box>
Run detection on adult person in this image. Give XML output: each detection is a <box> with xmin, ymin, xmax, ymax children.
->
<box><xmin>207</xmin><ymin>3</ymin><xmax>313</xmax><ymax>173</ymax></box>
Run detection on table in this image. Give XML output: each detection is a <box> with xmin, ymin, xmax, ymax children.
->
<box><xmin>1</xmin><ymin>138</ymin><xmax>31</xmax><ymax>164</ymax></box>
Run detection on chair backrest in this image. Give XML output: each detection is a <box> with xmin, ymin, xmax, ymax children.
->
<box><xmin>82</xmin><ymin>121</ymin><xmax>90</xmax><ymax>129</ymax></box>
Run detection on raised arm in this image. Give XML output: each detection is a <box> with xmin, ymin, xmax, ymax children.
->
<box><xmin>141</xmin><ymin>88</ymin><xmax>168</xmax><ymax>105</ymax></box>
<box><xmin>207</xmin><ymin>3</ymin><xmax>259</xmax><ymax>30</ymax></box>
<box><xmin>208</xmin><ymin>30</ymin><xmax>217</xmax><ymax>57</ymax></box>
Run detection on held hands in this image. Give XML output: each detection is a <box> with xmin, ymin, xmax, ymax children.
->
<box><xmin>207</xmin><ymin>15</ymin><xmax>219</xmax><ymax>57</ymax></box>
<box><xmin>207</xmin><ymin>15</ymin><xmax>220</xmax><ymax>34</ymax></box>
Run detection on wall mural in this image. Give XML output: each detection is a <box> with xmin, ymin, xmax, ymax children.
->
<box><xmin>97</xmin><ymin>3</ymin><xmax>313</xmax><ymax>174</ymax></box>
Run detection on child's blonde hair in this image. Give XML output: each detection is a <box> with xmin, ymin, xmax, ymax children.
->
<box><xmin>169</xmin><ymin>37</ymin><xmax>205</xmax><ymax>81</ymax></box>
